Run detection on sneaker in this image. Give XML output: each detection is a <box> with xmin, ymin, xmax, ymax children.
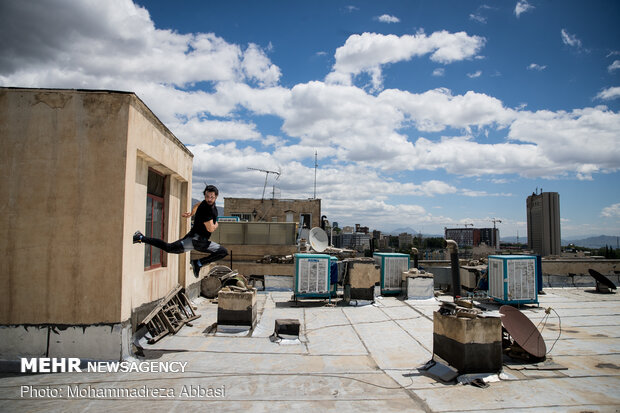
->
<box><xmin>133</xmin><ymin>231</ymin><xmax>144</xmax><ymax>244</ymax></box>
<box><xmin>191</xmin><ymin>260</ymin><xmax>201</xmax><ymax>278</ymax></box>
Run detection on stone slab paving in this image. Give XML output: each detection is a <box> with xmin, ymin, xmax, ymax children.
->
<box><xmin>1</xmin><ymin>287</ymin><xmax>618</xmax><ymax>412</ymax></box>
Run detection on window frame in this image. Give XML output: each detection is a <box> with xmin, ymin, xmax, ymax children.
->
<box><xmin>145</xmin><ymin>168</ymin><xmax>166</xmax><ymax>270</ymax></box>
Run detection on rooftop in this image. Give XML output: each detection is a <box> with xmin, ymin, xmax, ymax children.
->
<box><xmin>2</xmin><ymin>287</ymin><xmax>619</xmax><ymax>412</ymax></box>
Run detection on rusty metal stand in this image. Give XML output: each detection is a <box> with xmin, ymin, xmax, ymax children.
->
<box><xmin>140</xmin><ymin>285</ymin><xmax>201</xmax><ymax>344</ymax></box>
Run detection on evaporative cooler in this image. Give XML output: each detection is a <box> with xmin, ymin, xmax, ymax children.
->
<box><xmin>373</xmin><ymin>252</ymin><xmax>410</xmax><ymax>294</ymax></box>
<box><xmin>488</xmin><ymin>255</ymin><xmax>538</xmax><ymax>305</ymax></box>
<box><xmin>294</xmin><ymin>253</ymin><xmax>332</xmax><ymax>299</ymax></box>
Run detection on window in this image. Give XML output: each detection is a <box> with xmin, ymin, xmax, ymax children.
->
<box><xmin>145</xmin><ymin>169</ymin><xmax>165</xmax><ymax>269</ymax></box>
<box><xmin>300</xmin><ymin>213</ymin><xmax>312</xmax><ymax>229</ymax></box>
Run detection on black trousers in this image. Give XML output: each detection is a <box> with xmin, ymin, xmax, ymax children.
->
<box><xmin>141</xmin><ymin>233</ymin><xmax>228</xmax><ymax>265</ymax></box>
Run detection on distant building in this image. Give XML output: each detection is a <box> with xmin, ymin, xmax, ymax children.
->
<box><xmin>527</xmin><ymin>191</ymin><xmax>561</xmax><ymax>256</ymax></box>
<box><xmin>444</xmin><ymin>227</ymin><xmax>500</xmax><ymax>249</ymax></box>
<box><xmin>342</xmin><ymin>226</ymin><xmax>354</xmax><ymax>234</ymax></box>
<box><xmin>355</xmin><ymin>224</ymin><xmax>369</xmax><ymax>234</ymax></box>
<box><xmin>224</xmin><ymin>198</ymin><xmax>320</xmax><ymax>228</ymax></box>
<box><xmin>334</xmin><ymin>232</ymin><xmax>371</xmax><ymax>251</ymax></box>
<box><xmin>445</xmin><ymin>228</ymin><xmax>480</xmax><ymax>248</ymax></box>
<box><xmin>398</xmin><ymin>232</ymin><xmax>413</xmax><ymax>248</ymax></box>
<box><xmin>479</xmin><ymin>228</ymin><xmax>500</xmax><ymax>249</ymax></box>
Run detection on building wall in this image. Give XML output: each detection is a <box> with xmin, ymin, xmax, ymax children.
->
<box><xmin>224</xmin><ymin>198</ymin><xmax>321</xmax><ymax>228</ymax></box>
<box><xmin>121</xmin><ymin>100</ymin><xmax>193</xmax><ymax>322</ymax></box>
<box><xmin>0</xmin><ymin>88</ymin><xmax>193</xmax><ymax>360</ymax></box>
<box><xmin>0</xmin><ymin>89</ymin><xmax>129</xmax><ymax>325</ymax></box>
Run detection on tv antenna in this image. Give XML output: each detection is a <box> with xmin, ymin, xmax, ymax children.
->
<box><xmin>248</xmin><ymin>167</ymin><xmax>281</xmax><ymax>200</ymax></box>
<box><xmin>313</xmin><ymin>150</ymin><xmax>318</xmax><ymax>199</ymax></box>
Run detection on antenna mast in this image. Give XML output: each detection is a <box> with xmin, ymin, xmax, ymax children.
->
<box><xmin>247</xmin><ymin>167</ymin><xmax>281</xmax><ymax>201</ymax></box>
<box><xmin>313</xmin><ymin>150</ymin><xmax>318</xmax><ymax>199</ymax></box>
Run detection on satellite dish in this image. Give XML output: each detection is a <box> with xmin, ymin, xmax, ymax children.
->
<box><xmin>500</xmin><ymin>305</ymin><xmax>546</xmax><ymax>358</ymax></box>
<box><xmin>309</xmin><ymin>227</ymin><xmax>329</xmax><ymax>252</ymax></box>
<box><xmin>588</xmin><ymin>269</ymin><xmax>617</xmax><ymax>292</ymax></box>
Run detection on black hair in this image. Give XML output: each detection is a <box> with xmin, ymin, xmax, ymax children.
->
<box><xmin>203</xmin><ymin>184</ymin><xmax>219</xmax><ymax>196</ymax></box>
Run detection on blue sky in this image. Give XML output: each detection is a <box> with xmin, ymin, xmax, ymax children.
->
<box><xmin>1</xmin><ymin>0</ymin><xmax>619</xmax><ymax>239</ymax></box>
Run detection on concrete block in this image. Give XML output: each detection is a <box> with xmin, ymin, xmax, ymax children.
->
<box><xmin>547</xmin><ymin>275</ymin><xmax>568</xmax><ymax>287</ymax></box>
<box><xmin>47</xmin><ymin>324</ymin><xmax>131</xmax><ymax>360</ymax></box>
<box><xmin>572</xmin><ymin>275</ymin><xmax>595</xmax><ymax>287</ymax></box>
<box><xmin>264</xmin><ymin>275</ymin><xmax>293</xmax><ymax>291</ymax></box>
<box><xmin>346</xmin><ymin>262</ymin><xmax>380</xmax><ymax>300</ymax></box>
<box><xmin>0</xmin><ymin>323</ymin><xmax>131</xmax><ymax>361</ymax></box>
<box><xmin>217</xmin><ymin>289</ymin><xmax>257</xmax><ymax>327</ymax></box>
<box><xmin>274</xmin><ymin>319</ymin><xmax>300</xmax><ymax>337</ymax></box>
<box><xmin>0</xmin><ymin>326</ymin><xmax>48</xmax><ymax>359</ymax></box>
<box><xmin>433</xmin><ymin>312</ymin><xmax>502</xmax><ymax>374</ymax></box>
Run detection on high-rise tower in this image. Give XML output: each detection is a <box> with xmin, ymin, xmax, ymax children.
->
<box><xmin>526</xmin><ymin>191</ymin><xmax>561</xmax><ymax>256</ymax></box>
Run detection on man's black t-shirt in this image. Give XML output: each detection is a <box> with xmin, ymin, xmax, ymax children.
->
<box><xmin>190</xmin><ymin>201</ymin><xmax>218</xmax><ymax>239</ymax></box>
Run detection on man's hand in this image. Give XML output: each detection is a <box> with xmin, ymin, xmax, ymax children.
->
<box><xmin>182</xmin><ymin>212</ymin><xmax>192</xmax><ymax>218</ymax></box>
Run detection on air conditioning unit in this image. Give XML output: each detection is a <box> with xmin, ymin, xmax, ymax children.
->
<box><xmin>294</xmin><ymin>253</ymin><xmax>331</xmax><ymax>298</ymax></box>
<box><xmin>373</xmin><ymin>253</ymin><xmax>410</xmax><ymax>294</ymax></box>
<box><xmin>488</xmin><ymin>255</ymin><xmax>538</xmax><ymax>305</ymax></box>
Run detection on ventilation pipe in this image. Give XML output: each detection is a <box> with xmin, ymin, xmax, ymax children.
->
<box><xmin>445</xmin><ymin>239</ymin><xmax>461</xmax><ymax>299</ymax></box>
<box><xmin>411</xmin><ymin>247</ymin><xmax>419</xmax><ymax>269</ymax></box>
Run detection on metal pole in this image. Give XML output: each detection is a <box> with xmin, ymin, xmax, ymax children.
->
<box><xmin>411</xmin><ymin>247</ymin><xmax>419</xmax><ymax>269</ymax></box>
<box><xmin>445</xmin><ymin>240</ymin><xmax>461</xmax><ymax>299</ymax></box>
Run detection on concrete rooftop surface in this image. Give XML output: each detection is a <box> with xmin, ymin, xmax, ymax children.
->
<box><xmin>1</xmin><ymin>287</ymin><xmax>619</xmax><ymax>412</ymax></box>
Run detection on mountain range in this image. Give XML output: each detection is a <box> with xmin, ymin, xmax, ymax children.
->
<box><xmin>499</xmin><ymin>235</ymin><xmax>619</xmax><ymax>249</ymax></box>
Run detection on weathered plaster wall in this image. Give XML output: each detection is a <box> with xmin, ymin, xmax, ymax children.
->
<box><xmin>224</xmin><ymin>198</ymin><xmax>321</xmax><ymax>228</ymax></box>
<box><xmin>121</xmin><ymin>99</ymin><xmax>193</xmax><ymax>321</ymax></box>
<box><xmin>1</xmin><ymin>88</ymin><xmax>194</xmax><ymax>360</ymax></box>
<box><xmin>0</xmin><ymin>89</ymin><xmax>128</xmax><ymax>325</ymax></box>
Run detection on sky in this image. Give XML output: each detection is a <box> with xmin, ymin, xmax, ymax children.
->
<box><xmin>1</xmin><ymin>0</ymin><xmax>619</xmax><ymax>239</ymax></box>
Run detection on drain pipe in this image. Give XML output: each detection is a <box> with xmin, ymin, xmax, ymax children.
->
<box><xmin>411</xmin><ymin>247</ymin><xmax>419</xmax><ymax>269</ymax></box>
<box><xmin>445</xmin><ymin>239</ymin><xmax>461</xmax><ymax>299</ymax></box>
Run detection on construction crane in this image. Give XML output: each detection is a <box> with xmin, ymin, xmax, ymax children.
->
<box><xmin>247</xmin><ymin>167</ymin><xmax>281</xmax><ymax>200</ymax></box>
<box><xmin>491</xmin><ymin>218</ymin><xmax>502</xmax><ymax>229</ymax></box>
<box><xmin>442</xmin><ymin>223</ymin><xmax>474</xmax><ymax>229</ymax></box>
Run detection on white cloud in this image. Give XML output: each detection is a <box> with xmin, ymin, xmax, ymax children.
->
<box><xmin>376</xmin><ymin>14</ymin><xmax>400</xmax><ymax>23</ymax></box>
<box><xmin>601</xmin><ymin>203</ymin><xmax>620</xmax><ymax>218</ymax></box>
<box><xmin>508</xmin><ymin>107</ymin><xmax>620</xmax><ymax>174</ymax></box>
<box><xmin>561</xmin><ymin>29</ymin><xmax>582</xmax><ymax>48</ymax></box>
<box><xmin>527</xmin><ymin>63</ymin><xmax>547</xmax><ymax>71</ymax></box>
<box><xmin>469</xmin><ymin>13</ymin><xmax>486</xmax><ymax>24</ymax></box>
<box><xmin>326</xmin><ymin>31</ymin><xmax>485</xmax><ymax>91</ymax></box>
<box><xmin>171</xmin><ymin>118</ymin><xmax>261</xmax><ymax>145</ymax></box>
<box><xmin>378</xmin><ymin>88</ymin><xmax>516</xmax><ymax>133</ymax></box>
<box><xmin>1</xmin><ymin>0</ymin><xmax>619</xmax><ymax>203</ymax></box>
<box><xmin>432</xmin><ymin>68</ymin><xmax>445</xmax><ymax>77</ymax></box>
<box><xmin>608</xmin><ymin>60</ymin><xmax>620</xmax><ymax>72</ymax></box>
<box><xmin>467</xmin><ymin>70</ymin><xmax>482</xmax><ymax>78</ymax></box>
<box><xmin>595</xmin><ymin>87</ymin><xmax>620</xmax><ymax>101</ymax></box>
<box><xmin>0</xmin><ymin>0</ymin><xmax>280</xmax><ymax>91</ymax></box>
<box><xmin>515</xmin><ymin>1</ymin><xmax>534</xmax><ymax>17</ymax></box>
<box><xmin>241</xmin><ymin>43</ymin><xmax>281</xmax><ymax>87</ymax></box>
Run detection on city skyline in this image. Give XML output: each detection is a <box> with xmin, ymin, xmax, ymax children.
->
<box><xmin>1</xmin><ymin>0</ymin><xmax>619</xmax><ymax>238</ymax></box>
